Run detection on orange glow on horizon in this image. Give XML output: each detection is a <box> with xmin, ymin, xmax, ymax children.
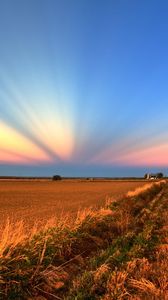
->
<box><xmin>116</xmin><ymin>143</ymin><xmax>168</xmax><ymax>166</ymax></box>
<box><xmin>27</xmin><ymin>116</ymin><xmax>74</xmax><ymax>161</ymax></box>
<box><xmin>0</xmin><ymin>150</ymin><xmax>32</xmax><ymax>164</ymax></box>
<box><xmin>0</xmin><ymin>121</ymin><xmax>51</xmax><ymax>164</ymax></box>
<box><xmin>90</xmin><ymin>142</ymin><xmax>168</xmax><ymax>167</ymax></box>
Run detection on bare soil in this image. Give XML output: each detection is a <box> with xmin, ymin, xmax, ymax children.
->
<box><xmin>0</xmin><ymin>180</ymin><xmax>146</xmax><ymax>228</ymax></box>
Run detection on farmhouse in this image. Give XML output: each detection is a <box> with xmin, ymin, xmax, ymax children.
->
<box><xmin>147</xmin><ymin>174</ymin><xmax>157</xmax><ymax>180</ymax></box>
<box><xmin>146</xmin><ymin>173</ymin><xmax>163</xmax><ymax>180</ymax></box>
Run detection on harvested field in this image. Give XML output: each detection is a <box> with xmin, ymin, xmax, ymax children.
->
<box><xmin>0</xmin><ymin>180</ymin><xmax>167</xmax><ymax>299</ymax></box>
<box><xmin>0</xmin><ymin>180</ymin><xmax>146</xmax><ymax>228</ymax></box>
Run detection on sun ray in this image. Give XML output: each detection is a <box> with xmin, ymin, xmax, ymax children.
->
<box><xmin>0</xmin><ymin>121</ymin><xmax>51</xmax><ymax>164</ymax></box>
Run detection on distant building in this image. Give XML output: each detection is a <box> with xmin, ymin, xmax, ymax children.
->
<box><xmin>145</xmin><ymin>173</ymin><xmax>163</xmax><ymax>180</ymax></box>
<box><xmin>148</xmin><ymin>174</ymin><xmax>157</xmax><ymax>180</ymax></box>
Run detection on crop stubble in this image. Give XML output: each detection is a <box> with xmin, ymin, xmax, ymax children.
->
<box><xmin>0</xmin><ymin>180</ymin><xmax>146</xmax><ymax>229</ymax></box>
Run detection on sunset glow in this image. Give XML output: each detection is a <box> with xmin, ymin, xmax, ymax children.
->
<box><xmin>0</xmin><ymin>0</ymin><xmax>168</xmax><ymax>176</ymax></box>
<box><xmin>0</xmin><ymin>121</ymin><xmax>50</xmax><ymax>164</ymax></box>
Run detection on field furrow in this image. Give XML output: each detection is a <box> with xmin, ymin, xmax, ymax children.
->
<box><xmin>0</xmin><ymin>181</ymin><xmax>167</xmax><ymax>299</ymax></box>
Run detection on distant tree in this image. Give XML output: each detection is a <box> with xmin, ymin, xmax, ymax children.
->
<box><xmin>156</xmin><ymin>172</ymin><xmax>164</xmax><ymax>179</ymax></box>
<box><xmin>52</xmin><ymin>175</ymin><xmax>62</xmax><ymax>180</ymax></box>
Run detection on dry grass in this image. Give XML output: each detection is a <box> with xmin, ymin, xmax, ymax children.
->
<box><xmin>103</xmin><ymin>270</ymin><xmax>129</xmax><ymax>299</ymax></box>
<box><xmin>126</xmin><ymin>180</ymin><xmax>166</xmax><ymax>197</ymax></box>
<box><xmin>0</xmin><ymin>180</ymin><xmax>167</xmax><ymax>299</ymax></box>
<box><xmin>65</xmin><ymin>181</ymin><xmax>168</xmax><ymax>300</ymax></box>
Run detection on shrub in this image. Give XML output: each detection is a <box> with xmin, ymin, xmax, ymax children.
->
<box><xmin>52</xmin><ymin>175</ymin><xmax>62</xmax><ymax>180</ymax></box>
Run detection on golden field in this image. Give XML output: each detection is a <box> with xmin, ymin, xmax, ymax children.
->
<box><xmin>0</xmin><ymin>180</ymin><xmax>167</xmax><ymax>299</ymax></box>
<box><xmin>0</xmin><ymin>179</ymin><xmax>146</xmax><ymax>229</ymax></box>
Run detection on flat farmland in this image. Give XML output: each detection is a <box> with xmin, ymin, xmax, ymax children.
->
<box><xmin>0</xmin><ymin>180</ymin><xmax>146</xmax><ymax>229</ymax></box>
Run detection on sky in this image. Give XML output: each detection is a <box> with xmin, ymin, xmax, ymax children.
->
<box><xmin>0</xmin><ymin>0</ymin><xmax>168</xmax><ymax>177</ymax></box>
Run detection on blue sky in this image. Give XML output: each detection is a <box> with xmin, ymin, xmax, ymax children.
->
<box><xmin>0</xmin><ymin>0</ymin><xmax>168</xmax><ymax>176</ymax></box>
